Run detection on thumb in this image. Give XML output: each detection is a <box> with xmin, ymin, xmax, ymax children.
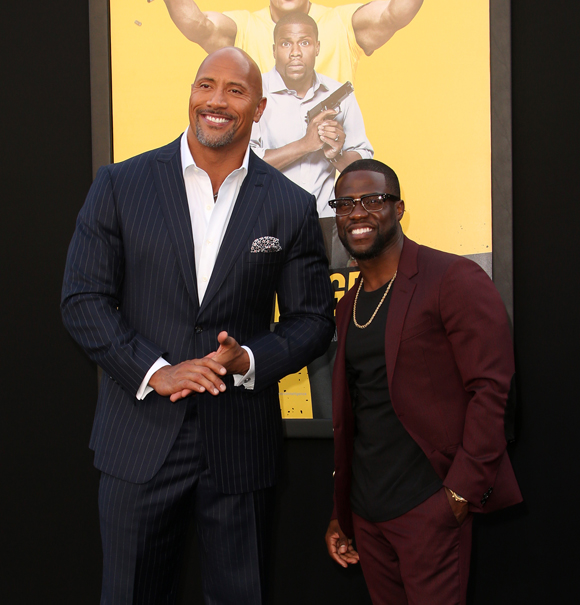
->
<box><xmin>337</xmin><ymin>538</ymin><xmax>348</xmax><ymax>553</ymax></box>
<box><xmin>217</xmin><ymin>331</ymin><xmax>234</xmax><ymax>348</ymax></box>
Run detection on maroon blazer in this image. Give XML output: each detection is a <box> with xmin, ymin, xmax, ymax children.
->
<box><xmin>332</xmin><ymin>237</ymin><xmax>522</xmax><ymax>537</ymax></box>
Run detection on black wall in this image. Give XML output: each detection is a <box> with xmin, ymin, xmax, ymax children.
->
<box><xmin>2</xmin><ymin>1</ymin><xmax>579</xmax><ymax>603</ymax></box>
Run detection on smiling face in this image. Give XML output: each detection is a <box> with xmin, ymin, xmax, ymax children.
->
<box><xmin>335</xmin><ymin>171</ymin><xmax>404</xmax><ymax>261</ymax></box>
<box><xmin>188</xmin><ymin>48</ymin><xmax>266</xmax><ymax>152</ymax></box>
<box><xmin>270</xmin><ymin>0</ymin><xmax>311</xmax><ymax>21</ymax></box>
<box><xmin>273</xmin><ymin>22</ymin><xmax>319</xmax><ymax>95</ymax></box>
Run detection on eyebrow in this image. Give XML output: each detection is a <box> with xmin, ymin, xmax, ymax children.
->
<box><xmin>196</xmin><ymin>77</ymin><xmax>248</xmax><ymax>90</ymax></box>
<box><xmin>278</xmin><ymin>35</ymin><xmax>315</xmax><ymax>42</ymax></box>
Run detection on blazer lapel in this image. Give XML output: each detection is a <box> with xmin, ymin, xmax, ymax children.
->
<box><xmin>335</xmin><ymin>281</ymin><xmax>357</xmax><ymax>374</ymax></box>
<box><xmin>333</xmin><ymin>281</ymin><xmax>358</xmax><ymax>428</ymax></box>
<box><xmin>385</xmin><ymin>237</ymin><xmax>419</xmax><ymax>388</ymax></box>
<box><xmin>198</xmin><ymin>152</ymin><xmax>270</xmax><ymax>315</ymax></box>
<box><xmin>150</xmin><ymin>138</ymin><xmax>199</xmax><ymax>308</ymax></box>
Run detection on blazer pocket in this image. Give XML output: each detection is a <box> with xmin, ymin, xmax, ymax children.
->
<box><xmin>246</xmin><ymin>251</ymin><xmax>283</xmax><ymax>264</ymax></box>
<box><xmin>400</xmin><ymin>317</ymin><xmax>434</xmax><ymax>341</ymax></box>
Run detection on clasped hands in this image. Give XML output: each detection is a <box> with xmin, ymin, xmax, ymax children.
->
<box><xmin>149</xmin><ymin>331</ymin><xmax>250</xmax><ymax>402</ymax></box>
<box><xmin>306</xmin><ymin>109</ymin><xmax>345</xmax><ymax>160</ymax></box>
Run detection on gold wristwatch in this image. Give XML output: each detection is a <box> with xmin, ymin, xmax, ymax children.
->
<box><xmin>449</xmin><ymin>489</ymin><xmax>468</xmax><ymax>503</ymax></box>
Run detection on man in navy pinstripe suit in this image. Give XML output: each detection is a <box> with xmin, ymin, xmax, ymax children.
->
<box><xmin>62</xmin><ymin>47</ymin><xmax>334</xmax><ymax>604</ymax></box>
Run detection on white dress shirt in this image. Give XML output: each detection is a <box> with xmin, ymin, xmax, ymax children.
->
<box><xmin>251</xmin><ymin>69</ymin><xmax>373</xmax><ymax>218</ymax></box>
<box><xmin>136</xmin><ymin>130</ymin><xmax>256</xmax><ymax>399</ymax></box>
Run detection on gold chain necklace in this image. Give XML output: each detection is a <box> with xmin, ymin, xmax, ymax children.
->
<box><xmin>353</xmin><ymin>271</ymin><xmax>397</xmax><ymax>329</ymax></box>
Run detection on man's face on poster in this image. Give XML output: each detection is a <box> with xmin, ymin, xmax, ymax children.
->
<box><xmin>274</xmin><ymin>23</ymin><xmax>320</xmax><ymax>90</ymax></box>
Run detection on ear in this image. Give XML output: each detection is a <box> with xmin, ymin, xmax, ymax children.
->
<box><xmin>396</xmin><ymin>199</ymin><xmax>405</xmax><ymax>222</ymax></box>
<box><xmin>272</xmin><ymin>43</ymin><xmax>276</xmax><ymax>59</ymax></box>
<box><xmin>254</xmin><ymin>96</ymin><xmax>267</xmax><ymax>123</ymax></box>
<box><xmin>316</xmin><ymin>41</ymin><xmax>320</xmax><ymax>57</ymax></box>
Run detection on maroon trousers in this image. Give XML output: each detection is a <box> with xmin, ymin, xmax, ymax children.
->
<box><xmin>352</xmin><ymin>488</ymin><xmax>473</xmax><ymax>605</ymax></box>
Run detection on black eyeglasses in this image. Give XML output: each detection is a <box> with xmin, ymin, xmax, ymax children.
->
<box><xmin>328</xmin><ymin>193</ymin><xmax>401</xmax><ymax>216</ymax></box>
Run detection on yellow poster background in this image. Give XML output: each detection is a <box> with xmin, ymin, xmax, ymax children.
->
<box><xmin>111</xmin><ymin>0</ymin><xmax>491</xmax><ymax>257</ymax></box>
<box><xmin>109</xmin><ymin>1</ymin><xmax>492</xmax><ymax>418</ymax></box>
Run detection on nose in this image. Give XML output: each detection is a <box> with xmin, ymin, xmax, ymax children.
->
<box><xmin>290</xmin><ymin>43</ymin><xmax>302</xmax><ymax>57</ymax></box>
<box><xmin>207</xmin><ymin>88</ymin><xmax>227</xmax><ymax>108</ymax></box>
<box><xmin>349</xmin><ymin>198</ymin><xmax>370</xmax><ymax>218</ymax></box>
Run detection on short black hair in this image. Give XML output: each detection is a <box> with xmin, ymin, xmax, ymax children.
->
<box><xmin>273</xmin><ymin>12</ymin><xmax>319</xmax><ymax>42</ymax></box>
<box><xmin>336</xmin><ymin>159</ymin><xmax>401</xmax><ymax>198</ymax></box>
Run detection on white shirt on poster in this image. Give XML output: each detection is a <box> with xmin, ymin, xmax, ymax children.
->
<box><xmin>251</xmin><ymin>68</ymin><xmax>373</xmax><ymax>218</ymax></box>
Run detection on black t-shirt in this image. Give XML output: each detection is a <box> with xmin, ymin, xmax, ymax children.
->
<box><xmin>345</xmin><ymin>280</ymin><xmax>441</xmax><ymax>522</ymax></box>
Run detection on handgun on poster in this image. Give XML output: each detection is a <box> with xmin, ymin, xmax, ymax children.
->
<box><xmin>305</xmin><ymin>81</ymin><xmax>354</xmax><ymax>123</ymax></box>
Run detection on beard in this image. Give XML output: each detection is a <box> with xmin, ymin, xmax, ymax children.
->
<box><xmin>339</xmin><ymin>221</ymin><xmax>399</xmax><ymax>261</ymax></box>
<box><xmin>194</xmin><ymin>113</ymin><xmax>236</xmax><ymax>149</ymax></box>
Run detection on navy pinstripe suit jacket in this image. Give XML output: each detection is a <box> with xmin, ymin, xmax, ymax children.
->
<box><xmin>62</xmin><ymin>137</ymin><xmax>334</xmax><ymax>493</ymax></box>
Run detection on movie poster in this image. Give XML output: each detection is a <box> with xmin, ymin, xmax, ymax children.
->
<box><xmin>108</xmin><ymin>1</ymin><xmax>492</xmax><ymax>430</ymax></box>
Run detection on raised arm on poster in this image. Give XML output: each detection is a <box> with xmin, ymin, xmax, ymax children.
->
<box><xmin>351</xmin><ymin>0</ymin><xmax>424</xmax><ymax>55</ymax></box>
<box><xmin>164</xmin><ymin>0</ymin><xmax>236</xmax><ymax>52</ymax></box>
<box><xmin>163</xmin><ymin>1</ymin><xmax>424</xmax><ymax>79</ymax></box>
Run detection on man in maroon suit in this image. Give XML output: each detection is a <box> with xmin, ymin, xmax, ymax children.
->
<box><xmin>324</xmin><ymin>159</ymin><xmax>521</xmax><ymax>605</ymax></box>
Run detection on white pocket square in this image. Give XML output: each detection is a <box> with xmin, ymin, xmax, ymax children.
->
<box><xmin>250</xmin><ymin>236</ymin><xmax>282</xmax><ymax>253</ymax></box>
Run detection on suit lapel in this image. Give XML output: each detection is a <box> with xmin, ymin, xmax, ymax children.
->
<box><xmin>385</xmin><ymin>237</ymin><xmax>419</xmax><ymax>388</ymax></box>
<box><xmin>150</xmin><ymin>138</ymin><xmax>199</xmax><ymax>309</ymax></box>
<box><xmin>199</xmin><ymin>152</ymin><xmax>270</xmax><ymax>315</ymax></box>
<box><xmin>337</xmin><ymin>280</ymin><xmax>357</xmax><ymax>348</ymax></box>
<box><xmin>334</xmin><ymin>282</ymin><xmax>358</xmax><ymax>427</ymax></box>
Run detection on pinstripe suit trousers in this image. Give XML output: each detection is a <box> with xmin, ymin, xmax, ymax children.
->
<box><xmin>98</xmin><ymin>400</ymin><xmax>275</xmax><ymax>605</ymax></box>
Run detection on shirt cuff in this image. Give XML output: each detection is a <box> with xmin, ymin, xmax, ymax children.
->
<box><xmin>136</xmin><ymin>357</ymin><xmax>171</xmax><ymax>400</ymax></box>
<box><xmin>233</xmin><ymin>346</ymin><xmax>255</xmax><ymax>389</ymax></box>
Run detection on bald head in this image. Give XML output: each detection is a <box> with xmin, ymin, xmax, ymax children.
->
<box><xmin>196</xmin><ymin>47</ymin><xmax>263</xmax><ymax>102</ymax></box>
<box><xmin>188</xmin><ymin>47</ymin><xmax>267</xmax><ymax>154</ymax></box>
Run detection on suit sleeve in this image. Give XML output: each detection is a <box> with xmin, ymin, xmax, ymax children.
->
<box><xmin>61</xmin><ymin>166</ymin><xmax>165</xmax><ymax>396</ymax></box>
<box><xmin>243</xmin><ymin>197</ymin><xmax>335</xmax><ymax>391</ymax></box>
<box><xmin>439</xmin><ymin>258</ymin><xmax>515</xmax><ymax>506</ymax></box>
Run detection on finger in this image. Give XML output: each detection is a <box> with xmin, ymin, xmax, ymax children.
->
<box><xmin>169</xmin><ymin>388</ymin><xmax>194</xmax><ymax>403</ymax></box>
<box><xmin>320</xmin><ymin>128</ymin><xmax>342</xmax><ymax>140</ymax></box>
<box><xmin>316</xmin><ymin>109</ymin><xmax>338</xmax><ymax>121</ymax></box>
<box><xmin>195</xmin><ymin>357</ymin><xmax>227</xmax><ymax>375</ymax></box>
<box><xmin>318</xmin><ymin>130</ymin><xmax>339</xmax><ymax>142</ymax></box>
<box><xmin>326</xmin><ymin>533</ymin><xmax>340</xmax><ymax>554</ymax></box>
<box><xmin>183</xmin><ymin>377</ymin><xmax>222</xmax><ymax>395</ymax></box>
<box><xmin>320</xmin><ymin>109</ymin><xmax>338</xmax><ymax>119</ymax></box>
<box><xmin>180</xmin><ymin>367</ymin><xmax>227</xmax><ymax>394</ymax></box>
<box><xmin>341</xmin><ymin>552</ymin><xmax>360</xmax><ymax>564</ymax></box>
<box><xmin>215</xmin><ymin>332</ymin><xmax>241</xmax><ymax>359</ymax></box>
<box><xmin>326</xmin><ymin>535</ymin><xmax>348</xmax><ymax>567</ymax></box>
<box><xmin>217</xmin><ymin>330</ymin><xmax>233</xmax><ymax>346</ymax></box>
<box><xmin>329</xmin><ymin>544</ymin><xmax>349</xmax><ymax>568</ymax></box>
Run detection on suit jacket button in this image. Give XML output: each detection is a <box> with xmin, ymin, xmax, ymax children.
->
<box><xmin>194</xmin><ymin>325</ymin><xmax>203</xmax><ymax>333</ymax></box>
